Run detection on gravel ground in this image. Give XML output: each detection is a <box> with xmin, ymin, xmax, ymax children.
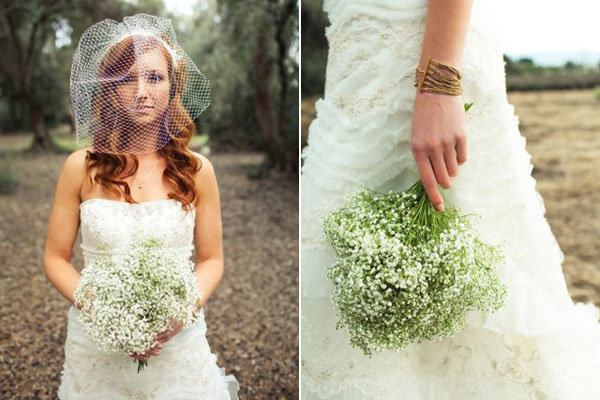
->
<box><xmin>0</xmin><ymin>149</ymin><xmax>299</xmax><ymax>399</ymax></box>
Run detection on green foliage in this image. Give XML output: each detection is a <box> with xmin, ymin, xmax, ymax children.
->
<box><xmin>517</xmin><ymin>57</ymin><xmax>534</xmax><ymax>66</ymax></box>
<box><xmin>595</xmin><ymin>86</ymin><xmax>600</xmax><ymax>101</ymax></box>
<box><xmin>503</xmin><ymin>54</ymin><xmax>518</xmax><ymax>75</ymax></box>
<box><xmin>301</xmin><ymin>0</ymin><xmax>328</xmax><ymax>97</ymax></box>
<box><xmin>180</xmin><ymin>0</ymin><xmax>299</xmax><ymax>167</ymax></box>
<box><xmin>0</xmin><ymin>153</ymin><xmax>20</xmax><ymax>195</ymax></box>
<box><xmin>503</xmin><ymin>55</ymin><xmax>600</xmax><ymax>91</ymax></box>
<box><xmin>564</xmin><ymin>60</ymin><xmax>580</xmax><ymax>70</ymax></box>
<box><xmin>178</xmin><ymin>2</ymin><xmax>258</xmax><ymax>147</ymax></box>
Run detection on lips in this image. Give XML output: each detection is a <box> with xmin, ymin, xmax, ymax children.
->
<box><xmin>130</xmin><ymin>105</ymin><xmax>154</xmax><ymax>113</ymax></box>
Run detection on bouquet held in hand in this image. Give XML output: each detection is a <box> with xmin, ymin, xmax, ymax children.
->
<box><xmin>323</xmin><ymin>103</ymin><xmax>508</xmax><ymax>356</ymax></box>
<box><xmin>73</xmin><ymin>233</ymin><xmax>203</xmax><ymax>372</ymax></box>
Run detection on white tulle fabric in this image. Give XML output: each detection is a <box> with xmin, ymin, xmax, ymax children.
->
<box><xmin>57</xmin><ymin>198</ymin><xmax>239</xmax><ymax>399</ymax></box>
<box><xmin>301</xmin><ymin>1</ymin><xmax>600</xmax><ymax>399</ymax></box>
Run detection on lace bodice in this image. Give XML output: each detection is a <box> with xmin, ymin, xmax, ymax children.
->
<box><xmin>79</xmin><ymin>198</ymin><xmax>196</xmax><ymax>266</ymax></box>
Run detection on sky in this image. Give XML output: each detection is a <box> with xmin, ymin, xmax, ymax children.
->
<box><xmin>164</xmin><ymin>0</ymin><xmax>198</xmax><ymax>16</ymax></box>
<box><xmin>163</xmin><ymin>0</ymin><xmax>600</xmax><ymax>66</ymax></box>
<box><xmin>493</xmin><ymin>0</ymin><xmax>600</xmax><ymax>65</ymax></box>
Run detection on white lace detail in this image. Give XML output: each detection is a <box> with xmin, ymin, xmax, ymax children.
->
<box><xmin>58</xmin><ymin>199</ymin><xmax>239</xmax><ymax>399</ymax></box>
<box><xmin>324</xmin><ymin>15</ymin><xmax>425</xmax><ymax>120</ymax></box>
<box><xmin>78</xmin><ymin>198</ymin><xmax>196</xmax><ymax>262</ymax></box>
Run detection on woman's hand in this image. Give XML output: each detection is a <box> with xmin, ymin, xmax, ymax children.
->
<box><xmin>129</xmin><ymin>317</ymin><xmax>184</xmax><ymax>361</ymax></box>
<box><xmin>410</xmin><ymin>91</ymin><xmax>467</xmax><ymax>212</ymax></box>
<box><xmin>75</xmin><ymin>287</ymin><xmax>95</xmax><ymax>313</ymax></box>
<box><xmin>154</xmin><ymin>317</ymin><xmax>184</xmax><ymax>345</ymax></box>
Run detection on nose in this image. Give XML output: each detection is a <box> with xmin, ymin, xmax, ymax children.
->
<box><xmin>135</xmin><ymin>78</ymin><xmax>149</xmax><ymax>100</ymax></box>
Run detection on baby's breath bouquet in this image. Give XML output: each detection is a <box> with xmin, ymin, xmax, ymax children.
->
<box><xmin>73</xmin><ymin>233</ymin><xmax>203</xmax><ymax>372</ymax></box>
<box><xmin>323</xmin><ymin>102</ymin><xmax>508</xmax><ymax>356</ymax></box>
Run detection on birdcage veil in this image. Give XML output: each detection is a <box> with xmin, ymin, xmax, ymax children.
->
<box><xmin>70</xmin><ymin>14</ymin><xmax>211</xmax><ymax>154</ymax></box>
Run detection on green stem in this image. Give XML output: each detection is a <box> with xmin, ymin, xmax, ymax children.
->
<box><xmin>405</xmin><ymin>180</ymin><xmax>454</xmax><ymax>245</ymax></box>
<box><xmin>136</xmin><ymin>359</ymin><xmax>148</xmax><ymax>373</ymax></box>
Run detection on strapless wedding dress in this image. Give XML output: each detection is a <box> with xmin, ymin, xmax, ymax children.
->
<box><xmin>57</xmin><ymin>198</ymin><xmax>239</xmax><ymax>399</ymax></box>
<box><xmin>301</xmin><ymin>1</ymin><xmax>600</xmax><ymax>399</ymax></box>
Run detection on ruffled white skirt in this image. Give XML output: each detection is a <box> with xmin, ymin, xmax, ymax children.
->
<box><xmin>301</xmin><ymin>1</ymin><xmax>600</xmax><ymax>399</ymax></box>
<box><xmin>57</xmin><ymin>306</ymin><xmax>239</xmax><ymax>399</ymax></box>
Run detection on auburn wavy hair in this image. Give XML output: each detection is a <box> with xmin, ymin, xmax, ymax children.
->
<box><xmin>84</xmin><ymin>34</ymin><xmax>201</xmax><ymax>212</ymax></box>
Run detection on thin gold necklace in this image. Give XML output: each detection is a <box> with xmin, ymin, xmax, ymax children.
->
<box><xmin>134</xmin><ymin>158</ymin><xmax>160</xmax><ymax>189</ymax></box>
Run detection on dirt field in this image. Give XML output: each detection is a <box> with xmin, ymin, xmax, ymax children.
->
<box><xmin>507</xmin><ymin>89</ymin><xmax>600</xmax><ymax>306</ymax></box>
<box><xmin>302</xmin><ymin>88</ymin><xmax>600</xmax><ymax>307</ymax></box>
<box><xmin>0</xmin><ymin>147</ymin><xmax>298</xmax><ymax>399</ymax></box>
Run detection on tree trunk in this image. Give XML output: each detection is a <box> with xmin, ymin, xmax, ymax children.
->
<box><xmin>274</xmin><ymin>0</ymin><xmax>296</xmax><ymax>172</ymax></box>
<box><xmin>24</xmin><ymin>93</ymin><xmax>60</xmax><ymax>153</ymax></box>
<box><xmin>254</xmin><ymin>33</ymin><xmax>281</xmax><ymax>170</ymax></box>
<box><xmin>68</xmin><ymin>105</ymin><xmax>76</xmax><ymax>135</ymax></box>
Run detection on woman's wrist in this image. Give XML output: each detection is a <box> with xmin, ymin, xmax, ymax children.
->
<box><xmin>418</xmin><ymin>53</ymin><xmax>461</xmax><ymax>69</ymax></box>
<box><xmin>414</xmin><ymin>56</ymin><xmax>463</xmax><ymax>96</ymax></box>
<box><xmin>418</xmin><ymin>0</ymin><xmax>473</xmax><ymax>80</ymax></box>
<box><xmin>417</xmin><ymin>58</ymin><xmax>461</xmax><ymax>81</ymax></box>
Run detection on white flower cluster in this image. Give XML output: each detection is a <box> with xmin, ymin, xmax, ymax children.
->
<box><xmin>73</xmin><ymin>232</ymin><xmax>203</xmax><ymax>371</ymax></box>
<box><xmin>323</xmin><ymin>183</ymin><xmax>507</xmax><ymax>356</ymax></box>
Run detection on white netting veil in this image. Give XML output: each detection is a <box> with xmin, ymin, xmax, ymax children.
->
<box><xmin>70</xmin><ymin>14</ymin><xmax>211</xmax><ymax>154</ymax></box>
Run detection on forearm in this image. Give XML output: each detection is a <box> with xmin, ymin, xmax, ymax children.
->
<box><xmin>193</xmin><ymin>257</ymin><xmax>224</xmax><ymax>307</ymax></box>
<box><xmin>43</xmin><ymin>257</ymin><xmax>81</xmax><ymax>307</ymax></box>
<box><xmin>419</xmin><ymin>0</ymin><xmax>474</xmax><ymax>69</ymax></box>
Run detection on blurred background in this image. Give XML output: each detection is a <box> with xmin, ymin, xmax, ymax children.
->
<box><xmin>302</xmin><ymin>0</ymin><xmax>600</xmax><ymax>308</ymax></box>
<box><xmin>0</xmin><ymin>0</ymin><xmax>298</xmax><ymax>398</ymax></box>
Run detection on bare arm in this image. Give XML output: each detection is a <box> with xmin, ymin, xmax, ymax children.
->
<box><xmin>43</xmin><ymin>150</ymin><xmax>86</xmax><ymax>308</ymax></box>
<box><xmin>418</xmin><ymin>0</ymin><xmax>473</xmax><ymax>68</ymax></box>
<box><xmin>191</xmin><ymin>153</ymin><xmax>225</xmax><ymax>307</ymax></box>
<box><xmin>411</xmin><ymin>0</ymin><xmax>474</xmax><ymax>212</ymax></box>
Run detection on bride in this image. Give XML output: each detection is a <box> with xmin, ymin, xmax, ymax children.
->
<box><xmin>301</xmin><ymin>0</ymin><xmax>600</xmax><ymax>398</ymax></box>
<box><xmin>43</xmin><ymin>14</ymin><xmax>238</xmax><ymax>398</ymax></box>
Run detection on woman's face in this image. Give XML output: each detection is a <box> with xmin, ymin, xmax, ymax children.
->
<box><xmin>115</xmin><ymin>46</ymin><xmax>171</xmax><ymax>128</ymax></box>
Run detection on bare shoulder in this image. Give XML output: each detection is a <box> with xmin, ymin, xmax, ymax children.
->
<box><xmin>189</xmin><ymin>151</ymin><xmax>219</xmax><ymax>208</ymax></box>
<box><xmin>189</xmin><ymin>150</ymin><xmax>217</xmax><ymax>183</ymax></box>
<box><xmin>60</xmin><ymin>148</ymin><xmax>89</xmax><ymax>184</ymax></box>
<box><xmin>52</xmin><ymin>148</ymin><xmax>91</xmax><ymax>208</ymax></box>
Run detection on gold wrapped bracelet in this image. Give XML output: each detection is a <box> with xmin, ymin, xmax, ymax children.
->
<box><xmin>413</xmin><ymin>56</ymin><xmax>462</xmax><ymax>95</ymax></box>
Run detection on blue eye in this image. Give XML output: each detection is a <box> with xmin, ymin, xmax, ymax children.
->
<box><xmin>121</xmin><ymin>74</ymin><xmax>133</xmax><ymax>83</ymax></box>
<box><xmin>148</xmin><ymin>73</ymin><xmax>163</xmax><ymax>83</ymax></box>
